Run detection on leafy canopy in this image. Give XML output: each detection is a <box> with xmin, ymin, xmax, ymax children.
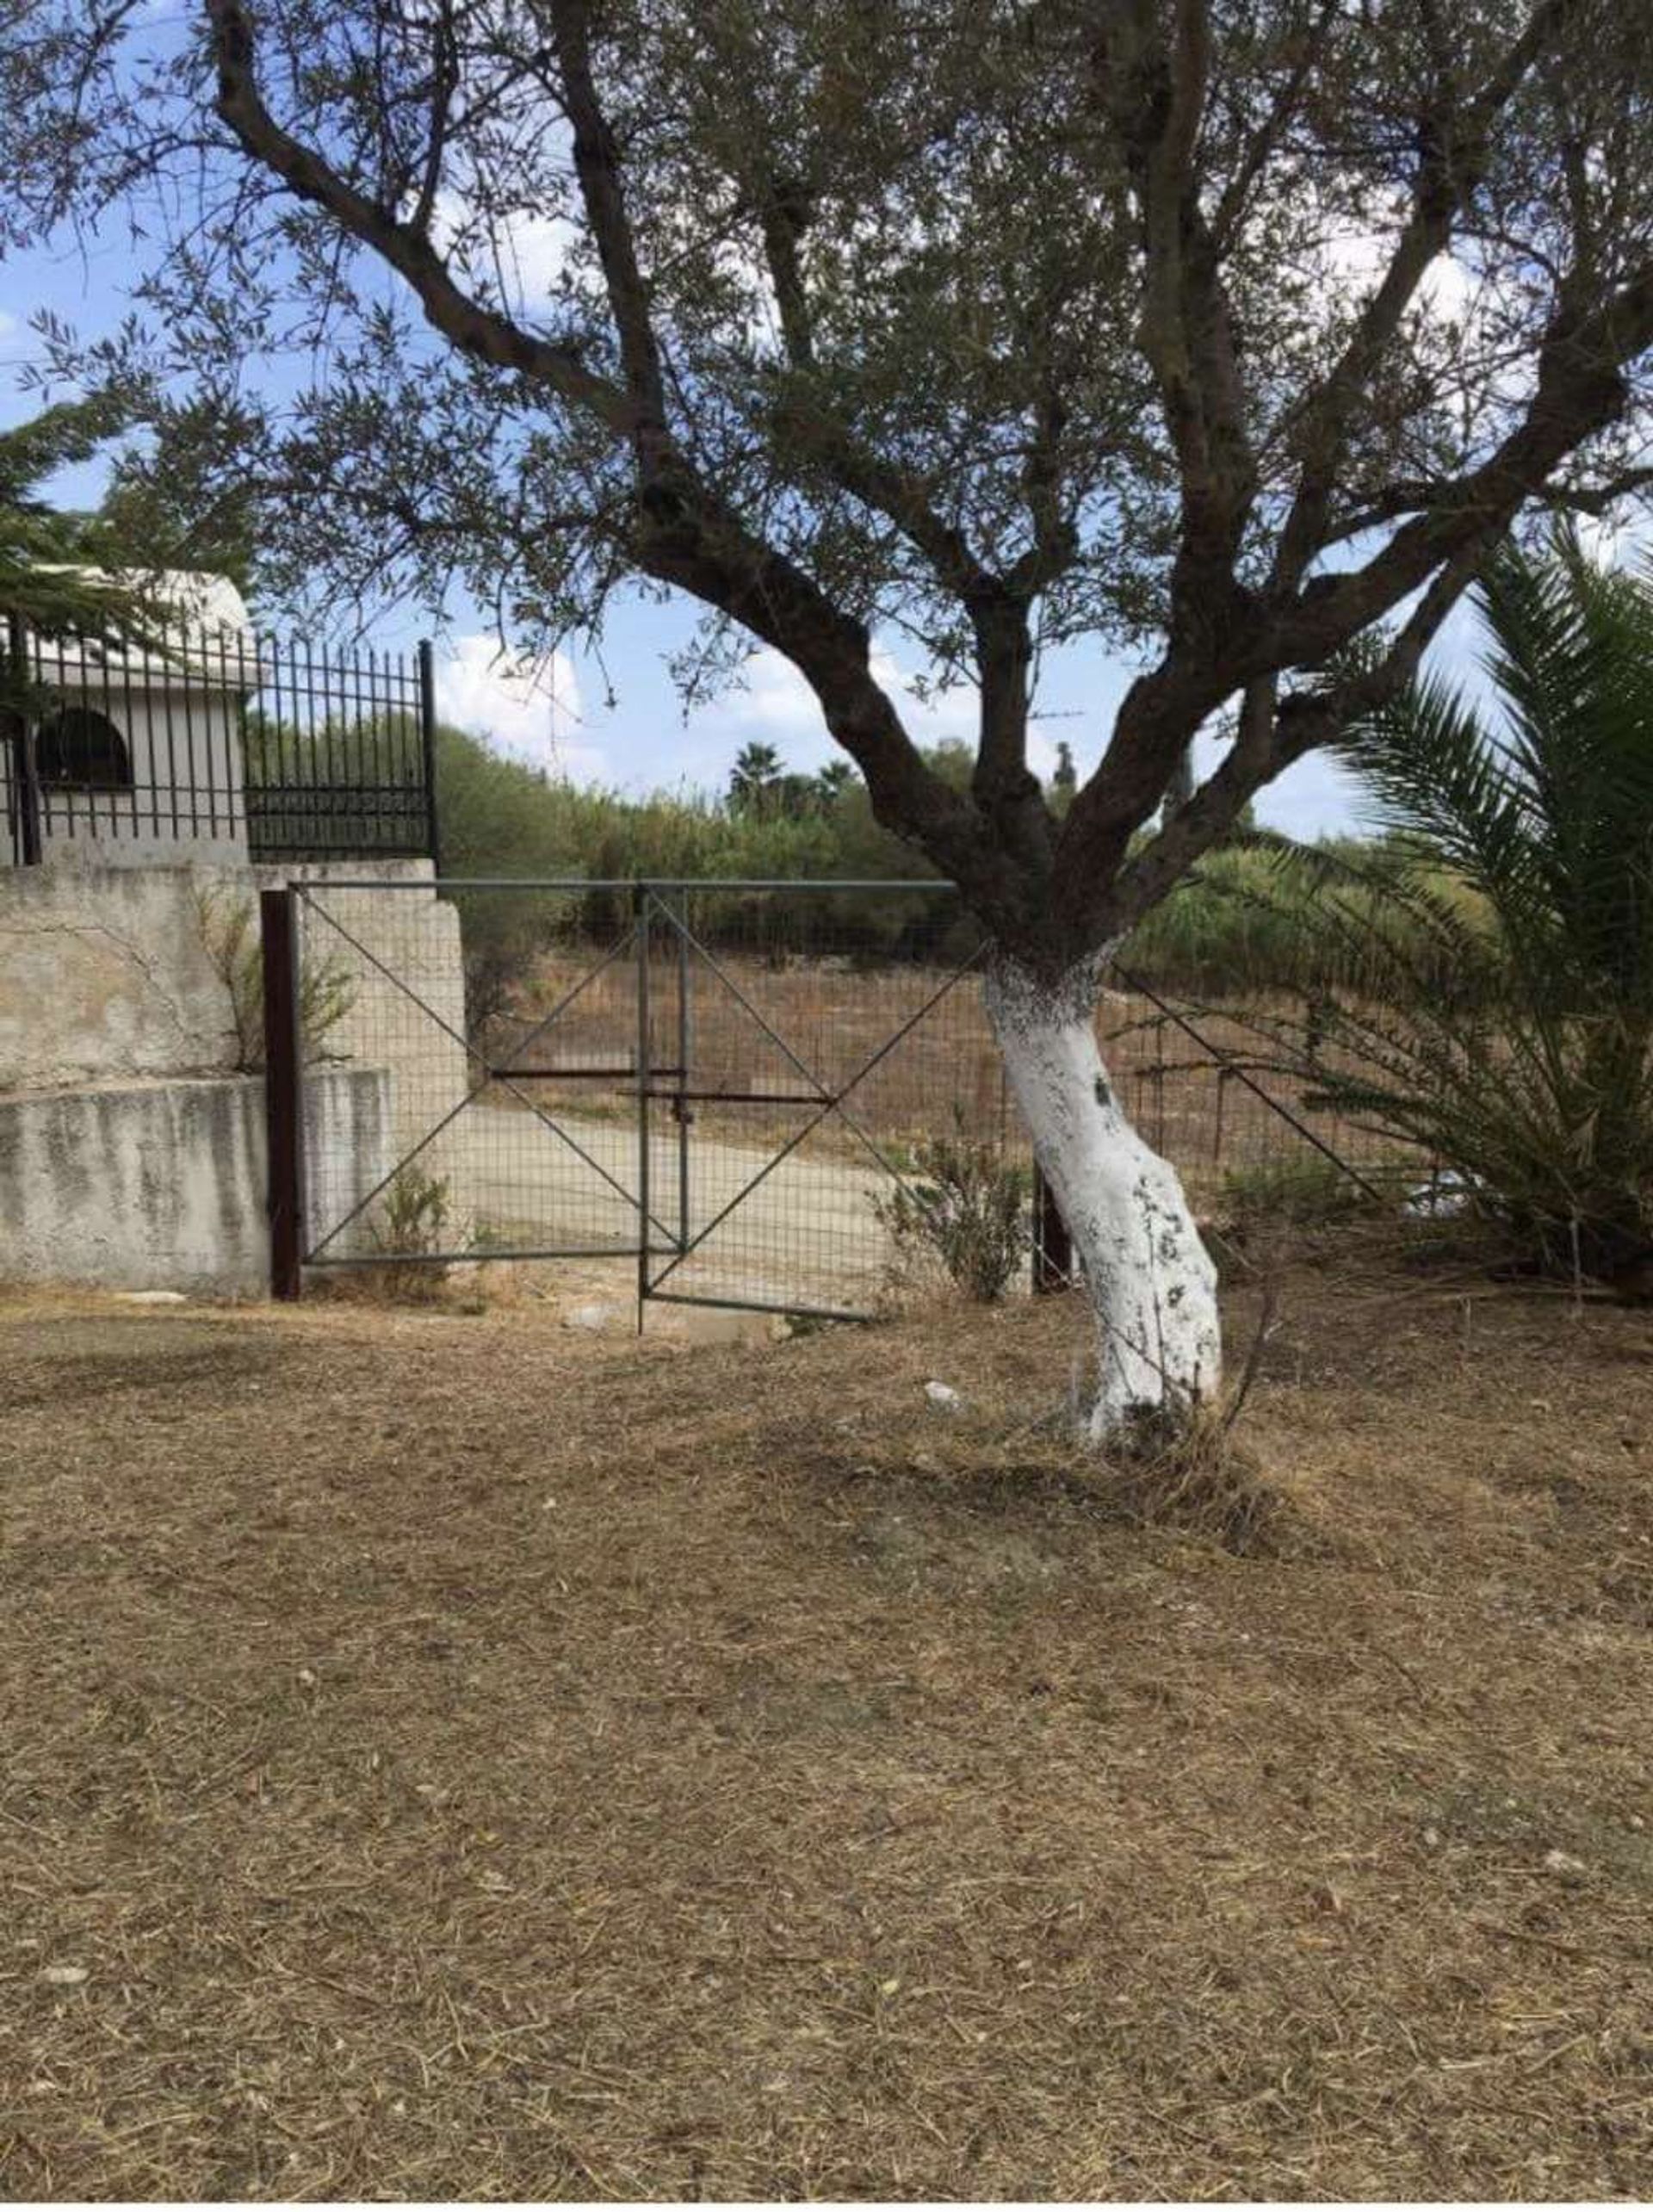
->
<box><xmin>8</xmin><ymin>0</ymin><xmax>1653</xmax><ymax>969</ymax></box>
<box><xmin>0</xmin><ymin>395</ymin><xmax>144</xmax><ymax>637</ymax></box>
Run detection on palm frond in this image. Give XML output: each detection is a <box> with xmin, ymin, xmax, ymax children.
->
<box><xmin>1269</xmin><ymin>536</ymin><xmax>1653</xmax><ymax>1278</ymax></box>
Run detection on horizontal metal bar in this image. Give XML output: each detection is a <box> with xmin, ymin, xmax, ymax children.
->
<box><xmin>253</xmin><ymin>846</ymin><xmax>429</xmax><ymax>862</ymax></box>
<box><xmin>250</xmin><ymin>791</ymin><xmax>420</xmax><ymax>802</ymax></box>
<box><xmin>642</xmin><ymin>1087</ymin><xmax>832</xmax><ymax>1106</ymax></box>
<box><xmin>643</xmin><ymin>1289</ymin><xmax>871</xmax><ymax>1324</ymax></box>
<box><xmin>641</xmin><ymin>878</ymin><xmax>954</xmax><ymax>893</ymax></box>
<box><xmin>303</xmin><ymin>1244</ymin><xmax>645</xmax><ymax>1267</ymax></box>
<box><xmin>294</xmin><ymin>877</ymin><xmax>626</xmax><ymax>892</ymax></box>
<box><xmin>489</xmin><ymin>1063</ymin><xmax>669</xmax><ymax>1081</ymax></box>
<box><xmin>286</xmin><ymin>876</ymin><xmax>958</xmax><ymax>894</ymax></box>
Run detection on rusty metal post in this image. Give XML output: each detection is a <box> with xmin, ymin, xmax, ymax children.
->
<box><xmin>635</xmin><ymin>881</ymin><xmax>652</xmax><ymax>1329</ymax></box>
<box><xmin>6</xmin><ymin>610</ymin><xmax>41</xmax><ymax>866</ymax></box>
<box><xmin>261</xmin><ymin>888</ymin><xmax>305</xmax><ymax>1300</ymax></box>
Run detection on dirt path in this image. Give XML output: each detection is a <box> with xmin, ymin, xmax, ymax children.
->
<box><xmin>328</xmin><ymin>1100</ymin><xmax>904</xmax><ymax>1312</ymax></box>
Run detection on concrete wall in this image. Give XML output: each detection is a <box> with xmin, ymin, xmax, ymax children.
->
<box><xmin>0</xmin><ymin>855</ymin><xmax>464</xmax><ymax>1106</ymax></box>
<box><xmin>0</xmin><ymin>857</ymin><xmax>240</xmax><ymax>1091</ymax></box>
<box><xmin>0</xmin><ymin>1068</ymin><xmax>392</xmax><ymax>1295</ymax></box>
<box><xmin>0</xmin><ymin>854</ymin><xmax>474</xmax><ymax>1288</ymax></box>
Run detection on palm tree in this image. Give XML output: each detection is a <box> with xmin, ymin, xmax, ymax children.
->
<box><xmin>727</xmin><ymin>739</ymin><xmax>783</xmax><ymax>815</ymax></box>
<box><xmin>815</xmin><ymin>758</ymin><xmax>854</xmax><ymax>807</ymax></box>
<box><xmin>1261</xmin><ymin>532</ymin><xmax>1653</xmax><ymax>1285</ymax></box>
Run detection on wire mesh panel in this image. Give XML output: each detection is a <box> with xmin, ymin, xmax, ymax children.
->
<box><xmin>639</xmin><ymin>883</ymin><xmax>996</xmax><ymax>1319</ymax></box>
<box><xmin>1094</xmin><ymin>970</ymin><xmax>1409</xmax><ymax>1210</ymax></box>
<box><xmin>294</xmin><ymin>880</ymin><xmax>648</xmax><ymax>1271</ymax></box>
<box><xmin>279</xmin><ymin>875</ymin><xmax>1409</xmax><ymax>1309</ymax></box>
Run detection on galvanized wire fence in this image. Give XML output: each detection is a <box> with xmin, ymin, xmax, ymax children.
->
<box><xmin>273</xmin><ymin>877</ymin><xmax>1412</xmax><ymax>1317</ymax></box>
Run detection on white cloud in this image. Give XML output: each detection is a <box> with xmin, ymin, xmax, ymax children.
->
<box><xmin>868</xmin><ymin>647</ymin><xmax>980</xmax><ymax>750</ymax></box>
<box><xmin>1320</xmin><ymin>215</ymin><xmax>1476</xmax><ymax>330</ymax></box>
<box><xmin>492</xmin><ymin>209</ymin><xmax>577</xmax><ymax>306</ymax></box>
<box><xmin>724</xmin><ymin>645</ymin><xmax>828</xmax><ymax>741</ymax></box>
<box><xmin>722</xmin><ymin>641</ymin><xmax>1063</xmax><ymax>777</ymax></box>
<box><xmin>436</xmin><ymin>633</ymin><xmax>598</xmax><ymax>776</ymax></box>
<box><xmin>429</xmin><ymin>186</ymin><xmax>576</xmax><ymax>313</ymax></box>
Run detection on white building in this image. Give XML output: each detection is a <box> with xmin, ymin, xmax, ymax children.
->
<box><xmin>4</xmin><ymin>573</ymin><xmax>257</xmax><ymax>867</ymax></box>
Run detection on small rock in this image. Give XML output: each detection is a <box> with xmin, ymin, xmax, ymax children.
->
<box><xmin>924</xmin><ymin>1380</ymin><xmax>963</xmax><ymax>1412</ymax></box>
<box><xmin>1405</xmin><ymin>1170</ymin><xmax>1474</xmax><ymax>1219</ymax></box>
<box><xmin>115</xmin><ymin>1290</ymin><xmax>188</xmax><ymax>1305</ymax></box>
<box><xmin>40</xmin><ymin>1965</ymin><xmax>88</xmax><ymax>1986</ymax></box>
<box><xmin>1542</xmin><ymin>1848</ymin><xmax>1587</xmax><ymax>1876</ymax></box>
<box><xmin>564</xmin><ymin>1302</ymin><xmax>616</xmax><ymax>1333</ymax></box>
<box><xmin>296</xmin><ymin>1666</ymin><xmax>317</xmax><ymax>1688</ymax></box>
<box><xmin>1422</xmin><ymin>1825</ymin><xmax>1441</xmax><ymax>1848</ymax></box>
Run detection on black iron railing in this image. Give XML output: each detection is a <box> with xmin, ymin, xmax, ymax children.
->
<box><xmin>3</xmin><ymin>613</ymin><xmax>438</xmax><ymax>869</ymax></box>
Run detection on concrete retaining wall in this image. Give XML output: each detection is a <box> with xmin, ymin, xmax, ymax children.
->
<box><xmin>0</xmin><ymin>858</ymin><xmax>240</xmax><ymax>1091</ymax></box>
<box><xmin>0</xmin><ymin>852</ymin><xmax>474</xmax><ymax>1288</ymax></box>
<box><xmin>0</xmin><ymin>853</ymin><xmax>463</xmax><ymax>1097</ymax></box>
<box><xmin>0</xmin><ymin>1068</ymin><xmax>392</xmax><ymax>1295</ymax></box>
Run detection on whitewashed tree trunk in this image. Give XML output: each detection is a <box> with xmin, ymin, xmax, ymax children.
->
<box><xmin>984</xmin><ymin>953</ymin><xmax>1221</xmax><ymax>1440</ymax></box>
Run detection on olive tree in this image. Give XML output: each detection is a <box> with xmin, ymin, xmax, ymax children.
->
<box><xmin>11</xmin><ymin>0</ymin><xmax>1653</xmax><ymax>1434</ymax></box>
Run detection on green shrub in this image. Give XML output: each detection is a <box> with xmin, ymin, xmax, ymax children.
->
<box><xmin>195</xmin><ymin>887</ymin><xmax>355</xmax><ymax>1072</ymax></box>
<box><xmin>874</xmin><ymin>1122</ymin><xmax>1031</xmax><ymax>1301</ymax></box>
<box><xmin>366</xmin><ymin>1166</ymin><xmax>454</xmax><ymax>1300</ymax></box>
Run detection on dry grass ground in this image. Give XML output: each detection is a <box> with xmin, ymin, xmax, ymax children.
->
<box><xmin>2</xmin><ymin>1248</ymin><xmax>1650</xmax><ymax>2200</ymax></box>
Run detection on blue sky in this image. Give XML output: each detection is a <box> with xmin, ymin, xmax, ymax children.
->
<box><xmin>2</xmin><ymin>224</ymin><xmax>1456</xmax><ymax>839</ymax></box>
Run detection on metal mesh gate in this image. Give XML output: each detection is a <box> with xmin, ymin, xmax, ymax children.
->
<box><xmin>266</xmin><ymin>877</ymin><xmax>1393</xmax><ymax>1316</ymax></box>
<box><xmin>276</xmin><ymin>877</ymin><xmax>999</xmax><ymax>1320</ymax></box>
<box><xmin>635</xmin><ymin>883</ymin><xmax>994</xmax><ymax>1319</ymax></box>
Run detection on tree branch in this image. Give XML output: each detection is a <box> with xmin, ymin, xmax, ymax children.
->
<box><xmin>754</xmin><ymin>171</ymin><xmax>815</xmax><ymax>369</ymax></box>
<box><xmin>544</xmin><ymin>0</ymin><xmax>670</xmax><ymax>463</ymax></box>
<box><xmin>1058</xmin><ymin>246</ymin><xmax>1653</xmax><ymax>940</ymax></box>
<box><xmin>409</xmin><ymin>0</ymin><xmax>458</xmax><ymax>240</ymax></box>
<box><xmin>1208</xmin><ymin>0</ymin><xmax>1338</xmax><ymax>255</ymax></box>
<box><xmin>1270</xmin><ymin>0</ymin><xmax>1576</xmax><ymax>593</ymax></box>
<box><xmin>202</xmin><ymin>0</ymin><xmax>1029</xmax><ymax>922</ymax></box>
<box><xmin>1269</xmin><ymin>259</ymin><xmax>1653</xmax><ymax>666</ymax></box>
<box><xmin>205</xmin><ymin>0</ymin><xmax>633</xmax><ymax>434</ymax></box>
